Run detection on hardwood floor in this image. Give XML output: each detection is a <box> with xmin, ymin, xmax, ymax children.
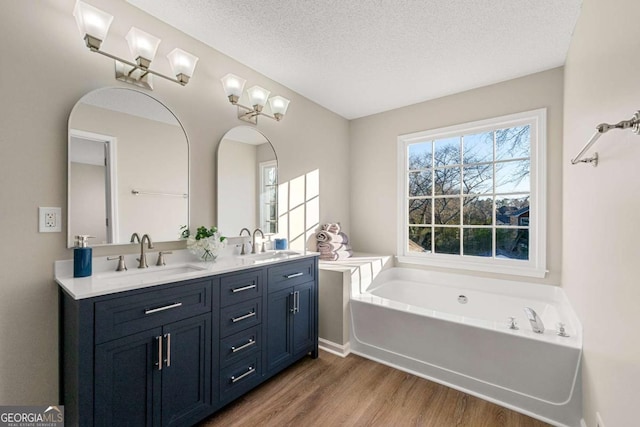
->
<box><xmin>199</xmin><ymin>351</ymin><xmax>550</xmax><ymax>427</ymax></box>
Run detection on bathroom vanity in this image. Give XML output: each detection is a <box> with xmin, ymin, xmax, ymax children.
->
<box><xmin>57</xmin><ymin>252</ymin><xmax>318</xmax><ymax>426</ymax></box>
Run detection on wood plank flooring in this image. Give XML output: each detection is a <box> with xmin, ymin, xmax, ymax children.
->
<box><xmin>199</xmin><ymin>351</ymin><xmax>550</xmax><ymax>427</ymax></box>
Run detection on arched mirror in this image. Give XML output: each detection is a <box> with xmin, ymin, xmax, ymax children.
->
<box><xmin>68</xmin><ymin>87</ymin><xmax>189</xmax><ymax>247</ymax></box>
<box><xmin>217</xmin><ymin>126</ymin><xmax>277</xmax><ymax>236</ymax></box>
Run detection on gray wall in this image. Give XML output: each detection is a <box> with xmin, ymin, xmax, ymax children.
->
<box><xmin>563</xmin><ymin>0</ymin><xmax>640</xmax><ymax>426</ymax></box>
<box><xmin>349</xmin><ymin>68</ymin><xmax>564</xmax><ymax>284</ymax></box>
<box><xmin>0</xmin><ymin>0</ymin><xmax>349</xmax><ymax>404</ymax></box>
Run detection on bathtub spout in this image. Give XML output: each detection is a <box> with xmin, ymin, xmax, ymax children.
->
<box><xmin>523</xmin><ymin>307</ymin><xmax>545</xmax><ymax>333</ymax></box>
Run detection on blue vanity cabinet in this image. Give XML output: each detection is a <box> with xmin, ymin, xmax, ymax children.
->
<box><xmin>61</xmin><ymin>278</ymin><xmax>217</xmax><ymax>427</ymax></box>
<box><xmin>60</xmin><ymin>256</ymin><xmax>318</xmax><ymax>427</ymax></box>
<box><xmin>266</xmin><ymin>258</ymin><xmax>319</xmax><ymax>374</ymax></box>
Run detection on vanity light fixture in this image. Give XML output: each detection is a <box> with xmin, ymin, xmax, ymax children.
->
<box><xmin>73</xmin><ymin>1</ymin><xmax>198</xmax><ymax>89</ymax></box>
<box><xmin>221</xmin><ymin>73</ymin><xmax>290</xmax><ymax>124</ymax></box>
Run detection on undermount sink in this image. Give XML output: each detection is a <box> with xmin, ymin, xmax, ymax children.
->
<box><xmin>242</xmin><ymin>250</ymin><xmax>302</xmax><ymax>262</ymax></box>
<box><xmin>95</xmin><ymin>263</ymin><xmax>208</xmax><ymax>285</ymax></box>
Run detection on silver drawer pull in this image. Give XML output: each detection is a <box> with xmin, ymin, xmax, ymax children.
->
<box><xmin>156</xmin><ymin>335</ymin><xmax>163</xmax><ymax>371</ymax></box>
<box><xmin>285</xmin><ymin>272</ymin><xmax>304</xmax><ymax>279</ymax></box>
<box><xmin>145</xmin><ymin>302</ymin><xmax>182</xmax><ymax>315</ymax></box>
<box><xmin>231</xmin><ymin>284</ymin><xmax>257</xmax><ymax>293</ymax></box>
<box><xmin>231</xmin><ymin>310</ymin><xmax>256</xmax><ymax>323</ymax></box>
<box><xmin>230</xmin><ymin>366</ymin><xmax>255</xmax><ymax>383</ymax></box>
<box><xmin>231</xmin><ymin>338</ymin><xmax>255</xmax><ymax>353</ymax></box>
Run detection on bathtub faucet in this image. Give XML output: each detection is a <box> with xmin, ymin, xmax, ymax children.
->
<box><xmin>523</xmin><ymin>307</ymin><xmax>545</xmax><ymax>333</ymax></box>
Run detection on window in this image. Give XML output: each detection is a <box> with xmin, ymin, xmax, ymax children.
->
<box><xmin>397</xmin><ymin>109</ymin><xmax>547</xmax><ymax>277</ymax></box>
<box><xmin>260</xmin><ymin>160</ymin><xmax>278</xmax><ymax>234</ymax></box>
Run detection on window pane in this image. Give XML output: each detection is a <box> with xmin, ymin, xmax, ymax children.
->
<box><xmin>408</xmin><ymin>171</ymin><xmax>432</xmax><ymax>196</ymax></box>
<box><xmin>496</xmin><ymin>126</ymin><xmax>530</xmax><ymax>160</ymax></box>
<box><xmin>409</xmin><ymin>199</ymin><xmax>431</xmax><ymax>225</ymax></box>
<box><xmin>463</xmin><ymin>196</ymin><xmax>492</xmax><ymax>225</ymax></box>
<box><xmin>434</xmin><ymin>137</ymin><xmax>461</xmax><ymax>166</ymax></box>
<box><xmin>462</xmin><ymin>163</ymin><xmax>493</xmax><ymax>194</ymax></box>
<box><xmin>408</xmin><ymin>142</ymin><xmax>432</xmax><ymax>170</ymax></box>
<box><xmin>497</xmin><ymin>228</ymin><xmax>529</xmax><ymax>260</ymax></box>
<box><xmin>463</xmin><ymin>228</ymin><xmax>492</xmax><ymax>257</ymax></box>
<box><xmin>434</xmin><ymin>227</ymin><xmax>460</xmax><ymax>254</ymax></box>
<box><xmin>433</xmin><ymin>197</ymin><xmax>460</xmax><ymax>225</ymax></box>
<box><xmin>495</xmin><ymin>160</ymin><xmax>530</xmax><ymax>193</ymax></box>
<box><xmin>264</xmin><ymin>166</ymin><xmax>277</xmax><ymax>185</ymax></box>
<box><xmin>266</xmin><ymin>186</ymin><xmax>277</xmax><ymax>203</ymax></box>
<box><xmin>434</xmin><ymin>167</ymin><xmax>461</xmax><ymax>195</ymax></box>
<box><xmin>409</xmin><ymin>226</ymin><xmax>431</xmax><ymax>253</ymax></box>
<box><xmin>463</xmin><ymin>132</ymin><xmax>493</xmax><ymax>164</ymax></box>
<box><xmin>495</xmin><ymin>196</ymin><xmax>529</xmax><ymax>226</ymax></box>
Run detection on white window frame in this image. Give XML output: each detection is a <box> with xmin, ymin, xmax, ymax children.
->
<box><xmin>396</xmin><ymin>109</ymin><xmax>547</xmax><ymax>278</ymax></box>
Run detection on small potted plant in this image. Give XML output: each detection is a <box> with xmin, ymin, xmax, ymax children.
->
<box><xmin>181</xmin><ymin>225</ymin><xmax>226</xmax><ymax>262</ymax></box>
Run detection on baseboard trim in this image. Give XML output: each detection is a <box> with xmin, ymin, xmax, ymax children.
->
<box><xmin>319</xmin><ymin>338</ymin><xmax>351</xmax><ymax>357</ymax></box>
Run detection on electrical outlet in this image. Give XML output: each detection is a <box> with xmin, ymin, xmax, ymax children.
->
<box><xmin>596</xmin><ymin>412</ymin><xmax>605</xmax><ymax>427</ymax></box>
<box><xmin>39</xmin><ymin>207</ymin><xmax>62</xmax><ymax>232</ymax></box>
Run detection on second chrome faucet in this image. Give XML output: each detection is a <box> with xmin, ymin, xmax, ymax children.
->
<box><xmin>131</xmin><ymin>232</ymin><xmax>154</xmax><ymax>268</ymax></box>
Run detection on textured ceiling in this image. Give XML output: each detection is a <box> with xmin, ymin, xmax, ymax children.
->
<box><xmin>127</xmin><ymin>0</ymin><xmax>582</xmax><ymax>119</ymax></box>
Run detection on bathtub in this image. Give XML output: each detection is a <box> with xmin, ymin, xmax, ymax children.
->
<box><xmin>349</xmin><ymin>268</ymin><xmax>582</xmax><ymax>427</ymax></box>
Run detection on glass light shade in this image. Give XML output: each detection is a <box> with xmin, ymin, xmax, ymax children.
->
<box><xmin>268</xmin><ymin>96</ymin><xmax>290</xmax><ymax>116</ymax></box>
<box><xmin>167</xmin><ymin>48</ymin><xmax>199</xmax><ymax>78</ymax></box>
<box><xmin>247</xmin><ymin>86</ymin><xmax>270</xmax><ymax>108</ymax></box>
<box><xmin>73</xmin><ymin>1</ymin><xmax>113</xmax><ymax>42</ymax></box>
<box><xmin>220</xmin><ymin>73</ymin><xmax>247</xmax><ymax>98</ymax></box>
<box><xmin>125</xmin><ymin>27</ymin><xmax>161</xmax><ymax>63</ymax></box>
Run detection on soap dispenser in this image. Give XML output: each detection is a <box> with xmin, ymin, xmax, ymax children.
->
<box><xmin>74</xmin><ymin>235</ymin><xmax>94</xmax><ymax>278</ymax></box>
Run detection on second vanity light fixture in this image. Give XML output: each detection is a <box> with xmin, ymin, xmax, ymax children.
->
<box><xmin>221</xmin><ymin>73</ymin><xmax>291</xmax><ymax>124</ymax></box>
<box><xmin>73</xmin><ymin>1</ymin><xmax>199</xmax><ymax>89</ymax></box>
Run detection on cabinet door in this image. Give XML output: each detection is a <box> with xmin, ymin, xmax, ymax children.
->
<box><xmin>266</xmin><ymin>287</ymin><xmax>293</xmax><ymax>371</ymax></box>
<box><xmin>95</xmin><ymin>328</ymin><xmax>162</xmax><ymax>427</ymax></box>
<box><xmin>292</xmin><ymin>281</ymin><xmax>315</xmax><ymax>355</ymax></box>
<box><xmin>161</xmin><ymin>314</ymin><xmax>212</xmax><ymax>427</ymax></box>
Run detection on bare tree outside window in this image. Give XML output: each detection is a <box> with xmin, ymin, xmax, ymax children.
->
<box><xmin>407</xmin><ymin>125</ymin><xmax>530</xmax><ymax>259</ymax></box>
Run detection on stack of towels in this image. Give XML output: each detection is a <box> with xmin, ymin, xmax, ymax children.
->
<box><xmin>316</xmin><ymin>223</ymin><xmax>352</xmax><ymax>261</ymax></box>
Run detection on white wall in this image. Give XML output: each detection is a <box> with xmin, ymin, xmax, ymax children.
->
<box><xmin>0</xmin><ymin>0</ymin><xmax>349</xmax><ymax>404</ymax></box>
<box><xmin>349</xmin><ymin>68</ymin><xmax>564</xmax><ymax>284</ymax></box>
<box><xmin>563</xmin><ymin>0</ymin><xmax>640</xmax><ymax>426</ymax></box>
<box><xmin>69</xmin><ymin>162</ymin><xmax>107</xmax><ymax>243</ymax></box>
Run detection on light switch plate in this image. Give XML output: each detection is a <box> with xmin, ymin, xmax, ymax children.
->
<box><xmin>39</xmin><ymin>207</ymin><xmax>62</xmax><ymax>232</ymax></box>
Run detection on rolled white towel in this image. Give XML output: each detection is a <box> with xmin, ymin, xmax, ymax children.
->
<box><xmin>320</xmin><ymin>249</ymin><xmax>352</xmax><ymax>261</ymax></box>
<box><xmin>321</xmin><ymin>223</ymin><xmax>341</xmax><ymax>234</ymax></box>
<box><xmin>316</xmin><ymin>231</ymin><xmax>349</xmax><ymax>244</ymax></box>
<box><xmin>317</xmin><ymin>241</ymin><xmax>351</xmax><ymax>253</ymax></box>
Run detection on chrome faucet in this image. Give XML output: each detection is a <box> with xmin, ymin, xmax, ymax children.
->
<box><xmin>130</xmin><ymin>232</ymin><xmax>141</xmax><ymax>244</ymax></box>
<box><xmin>239</xmin><ymin>228</ymin><xmax>251</xmax><ymax>255</ymax></box>
<box><xmin>251</xmin><ymin>228</ymin><xmax>265</xmax><ymax>254</ymax></box>
<box><xmin>523</xmin><ymin>307</ymin><xmax>545</xmax><ymax>333</ymax></box>
<box><xmin>137</xmin><ymin>234</ymin><xmax>154</xmax><ymax>268</ymax></box>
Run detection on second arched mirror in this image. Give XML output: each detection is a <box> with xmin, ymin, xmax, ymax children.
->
<box><xmin>217</xmin><ymin>127</ymin><xmax>277</xmax><ymax>236</ymax></box>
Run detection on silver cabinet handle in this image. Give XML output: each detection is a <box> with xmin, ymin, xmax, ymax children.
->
<box><xmin>156</xmin><ymin>335</ymin><xmax>163</xmax><ymax>371</ymax></box>
<box><xmin>230</xmin><ymin>366</ymin><xmax>255</xmax><ymax>384</ymax></box>
<box><xmin>231</xmin><ymin>338</ymin><xmax>255</xmax><ymax>353</ymax></box>
<box><xmin>290</xmin><ymin>292</ymin><xmax>295</xmax><ymax>313</ymax></box>
<box><xmin>231</xmin><ymin>284</ymin><xmax>257</xmax><ymax>293</ymax></box>
<box><xmin>285</xmin><ymin>272</ymin><xmax>304</xmax><ymax>279</ymax></box>
<box><xmin>231</xmin><ymin>310</ymin><xmax>256</xmax><ymax>323</ymax></box>
<box><xmin>164</xmin><ymin>333</ymin><xmax>171</xmax><ymax>368</ymax></box>
<box><xmin>294</xmin><ymin>291</ymin><xmax>300</xmax><ymax>314</ymax></box>
<box><xmin>145</xmin><ymin>302</ymin><xmax>182</xmax><ymax>315</ymax></box>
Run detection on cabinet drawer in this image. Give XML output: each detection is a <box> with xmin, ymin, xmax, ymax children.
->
<box><xmin>219</xmin><ymin>354</ymin><xmax>262</xmax><ymax>401</ymax></box>
<box><xmin>220</xmin><ymin>326</ymin><xmax>261</xmax><ymax>368</ymax></box>
<box><xmin>267</xmin><ymin>258</ymin><xmax>315</xmax><ymax>293</ymax></box>
<box><xmin>95</xmin><ymin>280</ymin><xmax>212</xmax><ymax>344</ymax></box>
<box><xmin>220</xmin><ymin>270</ymin><xmax>262</xmax><ymax>307</ymax></box>
<box><xmin>220</xmin><ymin>298</ymin><xmax>262</xmax><ymax>338</ymax></box>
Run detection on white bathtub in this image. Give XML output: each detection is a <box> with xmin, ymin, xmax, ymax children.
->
<box><xmin>349</xmin><ymin>268</ymin><xmax>582</xmax><ymax>427</ymax></box>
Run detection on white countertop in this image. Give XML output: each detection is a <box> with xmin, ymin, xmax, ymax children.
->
<box><xmin>56</xmin><ymin>249</ymin><xmax>318</xmax><ymax>300</ymax></box>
